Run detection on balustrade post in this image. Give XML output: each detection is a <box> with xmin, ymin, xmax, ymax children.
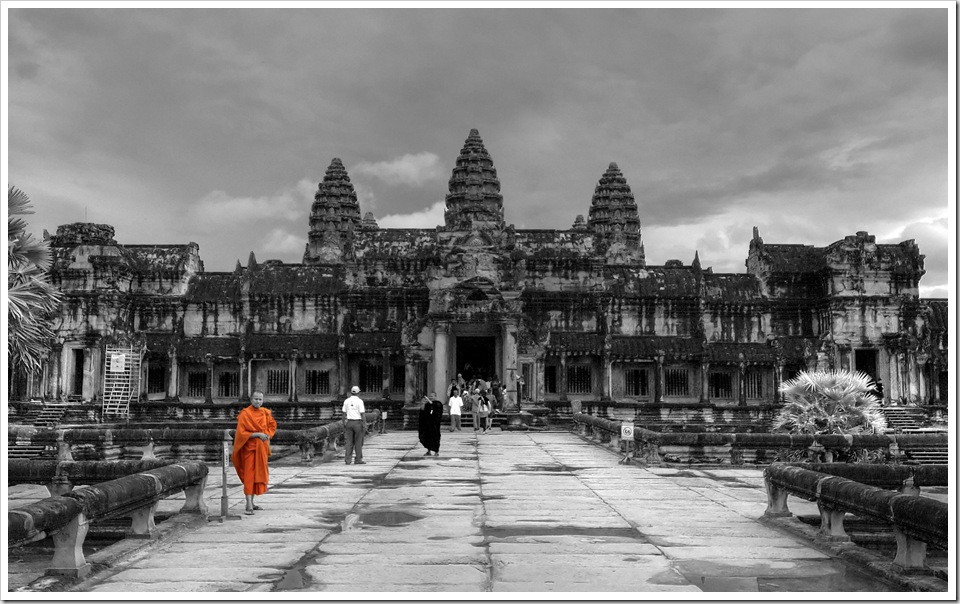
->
<box><xmin>128</xmin><ymin>502</ymin><xmax>160</xmax><ymax>539</ymax></box>
<box><xmin>762</xmin><ymin>480</ymin><xmax>791</xmax><ymax>518</ymax></box>
<box><xmin>181</xmin><ymin>475</ymin><xmax>209</xmax><ymax>514</ymax></box>
<box><xmin>892</xmin><ymin>527</ymin><xmax>928</xmax><ymax>569</ymax></box>
<box><xmin>141</xmin><ymin>439</ymin><xmax>157</xmax><ymax>460</ymax></box>
<box><xmin>48</xmin><ymin>513</ymin><xmax>91</xmax><ymax>578</ymax></box>
<box><xmin>816</xmin><ymin>503</ymin><xmax>850</xmax><ymax>542</ymax></box>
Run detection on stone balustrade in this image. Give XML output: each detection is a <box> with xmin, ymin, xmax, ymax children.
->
<box><xmin>7</xmin><ymin>411</ymin><xmax>380</xmax><ymax>463</ymax></box>
<box><xmin>8</xmin><ymin>461</ymin><xmax>209</xmax><ymax>578</ymax></box>
<box><xmin>570</xmin><ymin>412</ymin><xmax>948</xmax><ymax>465</ymax></box>
<box><xmin>762</xmin><ymin>463</ymin><xmax>947</xmax><ymax>570</ymax></box>
<box><xmin>8</xmin><ymin>459</ymin><xmax>175</xmax><ymax>496</ymax></box>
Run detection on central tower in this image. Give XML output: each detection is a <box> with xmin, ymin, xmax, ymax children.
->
<box><xmin>443</xmin><ymin>129</ymin><xmax>504</xmax><ymax>231</ymax></box>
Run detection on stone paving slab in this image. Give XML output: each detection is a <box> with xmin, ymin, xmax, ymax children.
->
<box><xmin>304</xmin><ymin>563</ymin><xmax>487</xmax><ymax>585</ymax></box>
<box><xmin>90</xmin><ymin>581</ymin><xmax>255</xmax><ymax>592</ymax></box>
<box><xmin>98</xmin><ymin>567</ymin><xmax>285</xmax><ymax>583</ymax></box>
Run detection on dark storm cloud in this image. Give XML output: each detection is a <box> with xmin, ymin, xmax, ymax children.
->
<box><xmin>6</xmin><ymin>6</ymin><xmax>950</xmax><ymax>296</ymax></box>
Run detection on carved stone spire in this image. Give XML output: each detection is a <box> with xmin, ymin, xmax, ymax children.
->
<box><xmin>587</xmin><ymin>162</ymin><xmax>644</xmax><ymax>265</ymax></box>
<box><xmin>304</xmin><ymin>158</ymin><xmax>361</xmax><ymax>264</ymax></box>
<box><xmin>444</xmin><ymin>129</ymin><xmax>504</xmax><ymax>231</ymax></box>
<box><xmin>361</xmin><ymin>211</ymin><xmax>379</xmax><ymax>231</ymax></box>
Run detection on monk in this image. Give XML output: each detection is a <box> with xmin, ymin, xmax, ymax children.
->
<box><xmin>232</xmin><ymin>390</ymin><xmax>277</xmax><ymax>515</ymax></box>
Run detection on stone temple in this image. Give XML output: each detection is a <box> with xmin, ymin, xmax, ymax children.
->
<box><xmin>14</xmin><ymin>129</ymin><xmax>948</xmax><ymax>422</ymax></box>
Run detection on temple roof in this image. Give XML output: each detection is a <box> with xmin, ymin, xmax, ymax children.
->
<box><xmin>705</xmin><ymin>342</ymin><xmax>776</xmax><ymax>364</ymax></box>
<box><xmin>610</xmin><ymin>336</ymin><xmax>703</xmax><ymax>360</ymax></box>
<box><xmin>309</xmin><ymin>157</ymin><xmax>361</xmax><ymax>236</ymax></box>
<box><xmin>346</xmin><ymin>332</ymin><xmax>402</xmax><ymax>352</ymax></box>
<box><xmin>756</xmin><ymin>244</ymin><xmax>827</xmax><ymax>273</ymax></box>
<box><xmin>702</xmin><ymin>274</ymin><xmax>763</xmax><ymax>301</ymax></box>
<box><xmin>444</xmin><ymin>129</ymin><xmax>504</xmax><ymax>230</ymax></box>
<box><xmin>547</xmin><ymin>332</ymin><xmax>605</xmax><ymax>355</ymax></box>
<box><xmin>587</xmin><ymin>162</ymin><xmax>641</xmax><ymax>238</ymax></box>
<box><xmin>247</xmin><ymin>334</ymin><xmax>339</xmax><ymax>357</ymax></box>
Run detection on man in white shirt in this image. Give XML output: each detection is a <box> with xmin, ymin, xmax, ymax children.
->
<box><xmin>447</xmin><ymin>388</ymin><xmax>464</xmax><ymax>432</ymax></box>
<box><xmin>342</xmin><ymin>386</ymin><xmax>366</xmax><ymax>464</ymax></box>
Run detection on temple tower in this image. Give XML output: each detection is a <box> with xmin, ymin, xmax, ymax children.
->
<box><xmin>587</xmin><ymin>162</ymin><xmax>645</xmax><ymax>265</ymax></box>
<box><xmin>304</xmin><ymin>158</ymin><xmax>362</xmax><ymax>264</ymax></box>
<box><xmin>444</xmin><ymin>129</ymin><xmax>504</xmax><ymax>231</ymax></box>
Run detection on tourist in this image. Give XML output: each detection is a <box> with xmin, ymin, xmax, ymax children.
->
<box><xmin>491</xmin><ymin>377</ymin><xmax>503</xmax><ymax>411</ymax></box>
<box><xmin>448</xmin><ymin>387</ymin><xmax>464</xmax><ymax>431</ymax></box>
<box><xmin>342</xmin><ymin>386</ymin><xmax>366</xmax><ymax>465</ymax></box>
<box><xmin>468</xmin><ymin>388</ymin><xmax>481</xmax><ymax>431</ymax></box>
<box><xmin>456</xmin><ymin>372</ymin><xmax>466</xmax><ymax>392</ymax></box>
<box><xmin>446</xmin><ymin>377</ymin><xmax>459</xmax><ymax>398</ymax></box>
<box><xmin>232</xmin><ymin>390</ymin><xmax>277</xmax><ymax>516</ymax></box>
<box><xmin>478</xmin><ymin>389</ymin><xmax>493</xmax><ymax>432</ymax></box>
<box><xmin>418</xmin><ymin>392</ymin><xmax>442</xmax><ymax>456</ymax></box>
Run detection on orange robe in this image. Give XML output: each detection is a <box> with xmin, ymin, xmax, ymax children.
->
<box><xmin>232</xmin><ymin>405</ymin><xmax>278</xmax><ymax>496</ymax></box>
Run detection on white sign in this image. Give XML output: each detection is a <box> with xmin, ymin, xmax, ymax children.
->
<box><xmin>382</xmin><ymin>412</ymin><xmax>388</xmax><ymax>420</ymax></box>
<box><xmin>108</xmin><ymin>353</ymin><xmax>126</xmax><ymax>372</ymax></box>
<box><xmin>620</xmin><ymin>424</ymin><xmax>635</xmax><ymax>439</ymax></box>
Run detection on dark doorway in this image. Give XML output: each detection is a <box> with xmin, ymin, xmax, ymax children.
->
<box><xmin>71</xmin><ymin>349</ymin><xmax>85</xmax><ymax>395</ymax></box>
<box><xmin>854</xmin><ymin>349</ymin><xmax>878</xmax><ymax>381</ymax></box>
<box><xmin>456</xmin><ymin>337</ymin><xmax>496</xmax><ymax>382</ymax></box>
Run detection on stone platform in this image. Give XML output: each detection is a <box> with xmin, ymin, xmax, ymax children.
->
<box><xmin>8</xmin><ymin>430</ymin><xmax>928</xmax><ymax>594</ymax></box>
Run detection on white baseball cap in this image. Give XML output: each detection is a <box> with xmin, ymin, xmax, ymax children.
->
<box><xmin>351</xmin><ymin>386</ymin><xmax>360</xmax><ymax>394</ymax></box>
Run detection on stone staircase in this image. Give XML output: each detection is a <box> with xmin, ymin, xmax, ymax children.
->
<box><xmin>881</xmin><ymin>407</ymin><xmax>924</xmax><ymax>433</ymax></box>
<box><xmin>881</xmin><ymin>407</ymin><xmax>949</xmax><ymax>465</ymax></box>
<box><xmin>32</xmin><ymin>402</ymin><xmax>70</xmax><ymax>429</ymax></box>
<box><xmin>905</xmin><ymin>449</ymin><xmax>949</xmax><ymax>465</ymax></box>
<box><xmin>8</xmin><ymin>402</ymin><xmax>73</xmax><ymax>460</ymax></box>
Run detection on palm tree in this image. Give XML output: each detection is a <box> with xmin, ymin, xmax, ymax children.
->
<box><xmin>8</xmin><ymin>185</ymin><xmax>62</xmax><ymax>378</ymax></box>
<box><xmin>772</xmin><ymin>369</ymin><xmax>887</xmax><ymax>435</ymax></box>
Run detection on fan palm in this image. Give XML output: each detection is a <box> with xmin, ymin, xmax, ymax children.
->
<box><xmin>8</xmin><ymin>185</ymin><xmax>62</xmax><ymax>375</ymax></box>
<box><xmin>772</xmin><ymin>369</ymin><xmax>887</xmax><ymax>435</ymax></box>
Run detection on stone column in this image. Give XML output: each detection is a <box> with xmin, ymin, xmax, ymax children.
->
<box><xmin>433</xmin><ymin>324</ymin><xmax>450</xmax><ymax>397</ymax></box>
<box><xmin>502</xmin><ymin>323</ymin><xmax>519</xmax><ymax>409</ymax></box>
<box><xmin>139</xmin><ymin>357</ymin><xmax>149</xmax><ymax>401</ymax></box>
<box><xmin>600</xmin><ymin>347</ymin><xmax>612</xmax><ymax>401</ymax></box>
<box><xmin>48</xmin><ymin>344</ymin><xmax>62</xmax><ymax>400</ymax></box>
<box><xmin>404</xmin><ymin>355</ymin><xmax>418</xmax><ymax>403</ymax></box>
<box><xmin>83</xmin><ymin>346</ymin><xmax>100</xmax><ymax>402</ymax></box>
<box><xmin>167</xmin><ymin>346</ymin><xmax>179</xmax><ymax>402</ymax></box>
<box><xmin>774</xmin><ymin>362</ymin><xmax>784</xmax><ymax>405</ymax></box>
<box><xmin>289</xmin><ymin>351</ymin><xmax>299</xmax><ymax>402</ymax></box>
<box><xmin>51</xmin><ymin>344</ymin><xmax>64</xmax><ymax>401</ymax></box>
<box><xmin>535</xmin><ymin>357</ymin><xmax>545</xmax><ymax>403</ymax></box>
<box><xmin>382</xmin><ymin>350</ymin><xmax>392</xmax><ymax>396</ymax></box>
<box><xmin>699</xmin><ymin>361</ymin><xmax>710</xmax><ymax>403</ymax></box>
<box><xmin>898</xmin><ymin>352</ymin><xmax>910</xmax><ymax>404</ymax></box>
<box><xmin>337</xmin><ymin>336</ymin><xmax>348</xmax><ymax>397</ymax></box>
<box><xmin>654</xmin><ymin>353</ymin><xmax>665</xmax><ymax>403</ymax></box>
<box><xmin>738</xmin><ymin>357</ymin><xmax>747</xmax><ymax>406</ymax></box>
<box><xmin>204</xmin><ymin>354</ymin><xmax>214</xmax><ymax>403</ymax></box>
<box><xmin>915</xmin><ymin>354</ymin><xmax>928</xmax><ymax>404</ymax></box>
<box><xmin>559</xmin><ymin>352</ymin><xmax>568</xmax><ymax>401</ymax></box>
<box><xmin>931</xmin><ymin>360</ymin><xmax>941</xmax><ymax>403</ymax></box>
<box><xmin>238</xmin><ymin>355</ymin><xmax>248</xmax><ymax>402</ymax></box>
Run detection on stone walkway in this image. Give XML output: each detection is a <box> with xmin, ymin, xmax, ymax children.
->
<box><xmin>13</xmin><ymin>430</ymin><xmax>904</xmax><ymax>593</ymax></box>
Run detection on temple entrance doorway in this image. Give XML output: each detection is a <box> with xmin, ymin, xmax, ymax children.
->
<box><xmin>854</xmin><ymin>349</ymin><xmax>878</xmax><ymax>382</ymax></box>
<box><xmin>456</xmin><ymin>336</ymin><xmax>496</xmax><ymax>383</ymax></box>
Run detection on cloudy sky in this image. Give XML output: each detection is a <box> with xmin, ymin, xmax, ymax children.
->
<box><xmin>5</xmin><ymin>6</ymin><xmax>953</xmax><ymax>297</ymax></box>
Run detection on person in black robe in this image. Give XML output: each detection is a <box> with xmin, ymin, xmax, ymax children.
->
<box><xmin>418</xmin><ymin>392</ymin><xmax>443</xmax><ymax>456</ymax></box>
